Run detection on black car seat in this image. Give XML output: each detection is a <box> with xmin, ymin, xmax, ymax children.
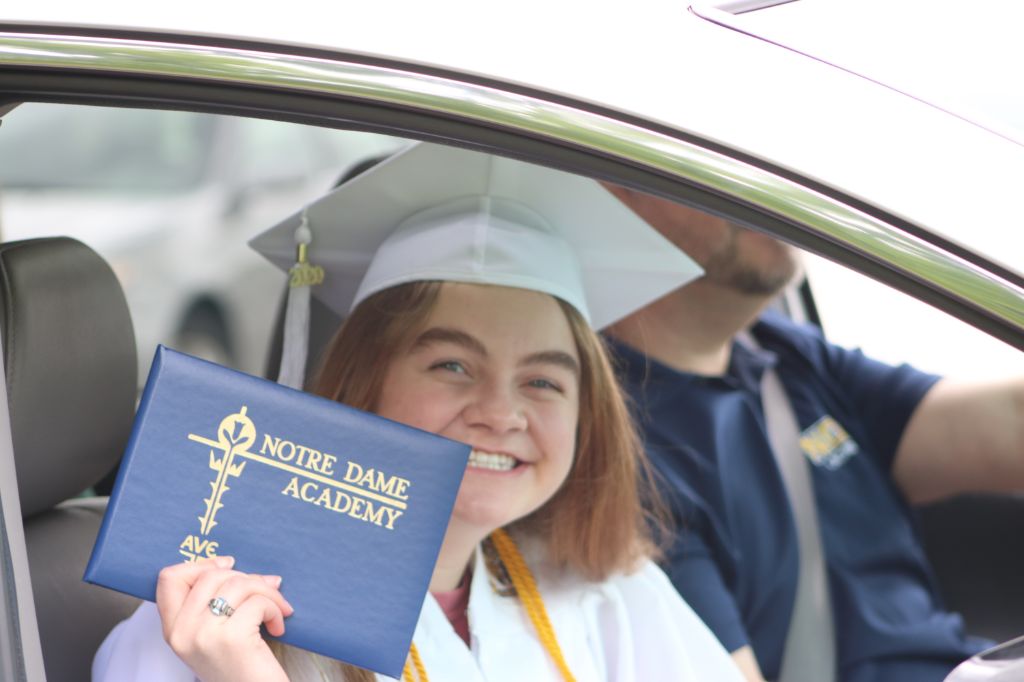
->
<box><xmin>0</xmin><ymin>237</ymin><xmax>141</xmax><ymax>682</ymax></box>
<box><xmin>918</xmin><ymin>494</ymin><xmax>1024</xmax><ymax>643</ymax></box>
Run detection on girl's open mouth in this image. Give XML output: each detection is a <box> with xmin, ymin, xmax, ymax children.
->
<box><xmin>467</xmin><ymin>449</ymin><xmax>521</xmax><ymax>472</ymax></box>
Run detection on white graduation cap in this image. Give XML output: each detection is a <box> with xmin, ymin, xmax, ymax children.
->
<box><xmin>250</xmin><ymin>142</ymin><xmax>702</xmax><ymax>386</ymax></box>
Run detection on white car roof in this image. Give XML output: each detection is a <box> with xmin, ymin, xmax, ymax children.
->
<box><xmin>2</xmin><ymin>0</ymin><xmax>1023</xmax><ymax>271</ymax></box>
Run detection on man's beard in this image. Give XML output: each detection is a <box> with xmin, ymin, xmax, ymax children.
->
<box><xmin>702</xmin><ymin>226</ymin><xmax>797</xmax><ymax>296</ymax></box>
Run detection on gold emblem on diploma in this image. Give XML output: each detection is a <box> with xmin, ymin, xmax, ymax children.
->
<box><xmin>179</xmin><ymin>407</ymin><xmax>256</xmax><ymax>561</ymax></box>
<box><xmin>177</xmin><ymin>406</ymin><xmax>412</xmax><ymax>561</ymax></box>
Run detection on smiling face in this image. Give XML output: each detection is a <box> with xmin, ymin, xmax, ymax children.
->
<box><xmin>375</xmin><ymin>282</ymin><xmax>581</xmax><ymax>541</ymax></box>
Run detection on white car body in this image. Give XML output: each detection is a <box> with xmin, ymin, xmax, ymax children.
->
<box><xmin>0</xmin><ymin>2</ymin><xmax>1021</xmax><ymax>681</ymax></box>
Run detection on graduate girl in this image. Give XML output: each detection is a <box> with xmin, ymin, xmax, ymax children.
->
<box><xmin>94</xmin><ymin>143</ymin><xmax>744</xmax><ymax>682</ymax></box>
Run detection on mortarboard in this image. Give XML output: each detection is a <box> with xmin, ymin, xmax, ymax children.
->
<box><xmin>249</xmin><ymin>142</ymin><xmax>702</xmax><ymax>386</ymax></box>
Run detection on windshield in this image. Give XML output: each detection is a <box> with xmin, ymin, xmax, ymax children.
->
<box><xmin>0</xmin><ymin>103</ymin><xmax>216</xmax><ymax>193</ymax></box>
<box><xmin>709</xmin><ymin>0</ymin><xmax>1024</xmax><ymax>143</ymax></box>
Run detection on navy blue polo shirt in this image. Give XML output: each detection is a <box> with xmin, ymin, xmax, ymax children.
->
<box><xmin>610</xmin><ymin>312</ymin><xmax>989</xmax><ymax>682</ymax></box>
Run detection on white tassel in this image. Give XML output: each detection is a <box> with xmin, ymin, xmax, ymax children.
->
<box><xmin>277</xmin><ymin>209</ymin><xmax>322</xmax><ymax>390</ymax></box>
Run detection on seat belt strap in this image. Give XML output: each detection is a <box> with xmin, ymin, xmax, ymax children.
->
<box><xmin>755</xmin><ymin>345</ymin><xmax>837</xmax><ymax>682</ymax></box>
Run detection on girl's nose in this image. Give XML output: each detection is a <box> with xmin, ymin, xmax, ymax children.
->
<box><xmin>463</xmin><ymin>384</ymin><xmax>527</xmax><ymax>433</ymax></box>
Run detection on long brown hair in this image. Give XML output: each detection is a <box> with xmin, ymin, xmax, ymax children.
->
<box><xmin>275</xmin><ymin>281</ymin><xmax>667</xmax><ymax>680</ymax></box>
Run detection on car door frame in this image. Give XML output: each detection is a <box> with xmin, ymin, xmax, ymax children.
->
<box><xmin>0</xmin><ymin>344</ymin><xmax>46</xmax><ymax>681</ymax></box>
<box><xmin>0</xmin><ymin>26</ymin><xmax>1018</xmax><ymax>351</ymax></box>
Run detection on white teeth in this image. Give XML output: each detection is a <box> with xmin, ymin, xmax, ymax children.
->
<box><xmin>468</xmin><ymin>449</ymin><xmax>519</xmax><ymax>471</ymax></box>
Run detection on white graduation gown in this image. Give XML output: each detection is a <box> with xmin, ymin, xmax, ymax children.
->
<box><xmin>93</xmin><ymin>550</ymin><xmax>743</xmax><ymax>681</ymax></box>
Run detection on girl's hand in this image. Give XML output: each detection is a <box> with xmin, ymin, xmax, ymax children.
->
<box><xmin>155</xmin><ymin>556</ymin><xmax>294</xmax><ymax>682</ymax></box>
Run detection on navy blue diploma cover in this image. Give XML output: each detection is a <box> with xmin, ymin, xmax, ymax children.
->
<box><xmin>85</xmin><ymin>346</ymin><xmax>470</xmax><ymax>677</ymax></box>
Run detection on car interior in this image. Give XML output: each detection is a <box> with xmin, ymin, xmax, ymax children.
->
<box><xmin>0</xmin><ymin>103</ymin><xmax>1022</xmax><ymax>681</ymax></box>
<box><xmin>261</xmin><ymin>236</ymin><xmax>1024</xmax><ymax>647</ymax></box>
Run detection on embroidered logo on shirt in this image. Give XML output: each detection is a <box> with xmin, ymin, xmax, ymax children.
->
<box><xmin>799</xmin><ymin>416</ymin><xmax>859</xmax><ymax>470</ymax></box>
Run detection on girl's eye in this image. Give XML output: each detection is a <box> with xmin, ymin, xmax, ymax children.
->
<box><xmin>432</xmin><ymin>360</ymin><xmax>467</xmax><ymax>374</ymax></box>
<box><xmin>527</xmin><ymin>378</ymin><xmax>563</xmax><ymax>393</ymax></box>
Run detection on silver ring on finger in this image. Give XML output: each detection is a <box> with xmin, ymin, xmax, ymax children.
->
<box><xmin>208</xmin><ymin>596</ymin><xmax>235</xmax><ymax>617</ymax></box>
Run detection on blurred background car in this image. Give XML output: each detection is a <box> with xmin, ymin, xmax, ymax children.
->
<box><xmin>0</xmin><ymin>102</ymin><xmax>405</xmax><ymax>378</ymax></box>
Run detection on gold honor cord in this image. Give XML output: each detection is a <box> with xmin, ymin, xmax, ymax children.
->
<box><xmin>401</xmin><ymin>644</ymin><xmax>427</xmax><ymax>682</ymax></box>
<box><xmin>401</xmin><ymin>529</ymin><xmax>575</xmax><ymax>682</ymax></box>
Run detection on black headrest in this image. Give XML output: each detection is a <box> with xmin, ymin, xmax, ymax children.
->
<box><xmin>0</xmin><ymin>237</ymin><xmax>137</xmax><ymax>518</ymax></box>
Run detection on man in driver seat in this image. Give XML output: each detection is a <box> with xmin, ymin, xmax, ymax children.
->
<box><xmin>602</xmin><ymin>186</ymin><xmax>1023</xmax><ymax>682</ymax></box>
